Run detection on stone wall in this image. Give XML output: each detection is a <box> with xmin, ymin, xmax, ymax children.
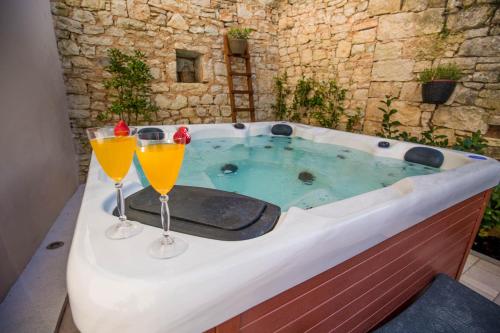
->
<box><xmin>51</xmin><ymin>0</ymin><xmax>500</xmax><ymax>179</ymax></box>
<box><xmin>50</xmin><ymin>0</ymin><xmax>279</xmax><ymax>180</ymax></box>
<box><xmin>277</xmin><ymin>0</ymin><xmax>499</xmax><ymax>157</ymax></box>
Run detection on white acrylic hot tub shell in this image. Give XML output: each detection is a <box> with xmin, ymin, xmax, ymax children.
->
<box><xmin>67</xmin><ymin>122</ymin><xmax>500</xmax><ymax>333</ymax></box>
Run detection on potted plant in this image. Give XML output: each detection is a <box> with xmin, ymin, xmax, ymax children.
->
<box><xmin>227</xmin><ymin>27</ymin><xmax>253</xmax><ymax>55</ymax></box>
<box><xmin>418</xmin><ymin>63</ymin><xmax>463</xmax><ymax>104</ymax></box>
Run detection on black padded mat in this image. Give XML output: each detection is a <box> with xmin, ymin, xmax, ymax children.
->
<box><xmin>114</xmin><ymin>185</ymin><xmax>281</xmax><ymax>241</ymax></box>
<box><xmin>129</xmin><ymin>186</ymin><xmax>266</xmax><ymax>230</ymax></box>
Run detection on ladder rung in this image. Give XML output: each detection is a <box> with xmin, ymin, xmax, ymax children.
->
<box><xmin>232</xmin><ymin>90</ymin><xmax>252</xmax><ymax>94</ymax></box>
<box><xmin>232</xmin><ymin>72</ymin><xmax>251</xmax><ymax>77</ymax></box>
<box><xmin>234</xmin><ymin>107</ymin><xmax>254</xmax><ymax>112</ymax></box>
<box><xmin>229</xmin><ymin>54</ymin><xmax>248</xmax><ymax>58</ymax></box>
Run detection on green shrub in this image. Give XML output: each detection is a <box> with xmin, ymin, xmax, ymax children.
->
<box><xmin>376</xmin><ymin>95</ymin><xmax>401</xmax><ymax>139</ymax></box>
<box><xmin>418</xmin><ymin>63</ymin><xmax>463</xmax><ymax>84</ymax></box>
<box><xmin>99</xmin><ymin>48</ymin><xmax>158</xmax><ymax>125</ymax></box>
<box><xmin>453</xmin><ymin>130</ymin><xmax>488</xmax><ymax>155</ymax></box>
<box><xmin>227</xmin><ymin>27</ymin><xmax>253</xmax><ymax>39</ymax></box>
<box><xmin>271</xmin><ymin>74</ymin><xmax>359</xmax><ymax>131</ymax></box>
<box><xmin>272</xmin><ymin>72</ymin><xmax>291</xmax><ymax>121</ymax></box>
<box><xmin>480</xmin><ymin>185</ymin><xmax>500</xmax><ymax>237</ymax></box>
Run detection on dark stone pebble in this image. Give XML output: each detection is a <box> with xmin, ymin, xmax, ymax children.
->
<box><xmin>342</xmin><ymin>149</ymin><xmax>350</xmax><ymax>153</ymax></box>
<box><xmin>213</xmin><ymin>145</ymin><xmax>221</xmax><ymax>149</ymax></box>
<box><xmin>221</xmin><ymin>163</ymin><xmax>238</xmax><ymax>174</ymax></box>
<box><xmin>284</xmin><ymin>147</ymin><xmax>293</xmax><ymax>151</ymax></box>
<box><xmin>264</xmin><ymin>145</ymin><xmax>272</xmax><ymax>149</ymax></box>
<box><xmin>298</xmin><ymin>171</ymin><xmax>315</xmax><ymax>185</ymax></box>
<box><xmin>381</xmin><ymin>182</ymin><xmax>389</xmax><ymax>187</ymax></box>
<box><xmin>337</xmin><ymin>154</ymin><xmax>346</xmax><ymax>159</ymax></box>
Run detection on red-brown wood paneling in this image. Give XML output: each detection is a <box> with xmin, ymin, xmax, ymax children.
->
<box><xmin>206</xmin><ymin>190</ymin><xmax>491</xmax><ymax>333</ymax></box>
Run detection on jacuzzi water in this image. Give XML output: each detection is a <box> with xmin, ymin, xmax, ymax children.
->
<box><xmin>135</xmin><ymin>135</ymin><xmax>440</xmax><ymax>211</ymax></box>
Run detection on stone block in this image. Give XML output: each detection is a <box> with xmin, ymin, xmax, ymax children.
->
<box><xmin>368</xmin><ymin>0</ymin><xmax>400</xmax><ymax>16</ymax></box>
<box><xmin>378</xmin><ymin>13</ymin><xmax>416</xmax><ymax>40</ymax></box>
<box><xmin>127</xmin><ymin>0</ymin><xmax>150</xmax><ymax>21</ymax></box>
<box><xmin>372</xmin><ymin>59</ymin><xmax>415</xmax><ymax>81</ymax></box>
<box><xmin>415</xmin><ymin>9</ymin><xmax>444</xmax><ymax>35</ymax></box>
<box><xmin>352</xmin><ymin>28</ymin><xmax>376</xmax><ymax>44</ymax></box>
<box><xmin>459</xmin><ymin>36</ymin><xmax>500</xmax><ymax>57</ymax></box>
<box><xmin>56</xmin><ymin>17</ymin><xmax>83</xmax><ymax>34</ymax></box>
<box><xmin>116</xmin><ymin>17</ymin><xmax>146</xmax><ymax>30</ymax></box>
<box><xmin>369</xmin><ymin>82</ymin><xmax>402</xmax><ymax>98</ymax></box>
<box><xmin>447</xmin><ymin>5</ymin><xmax>492</xmax><ymax>31</ymax></box>
<box><xmin>81</xmin><ymin>0</ymin><xmax>106</xmax><ymax>10</ymax></box>
<box><xmin>433</xmin><ymin>106</ymin><xmax>489</xmax><ymax>132</ymax></box>
<box><xmin>68</xmin><ymin>95</ymin><xmax>90</xmax><ymax>109</ymax></box>
<box><xmin>374</xmin><ymin>42</ymin><xmax>402</xmax><ymax>60</ymax></box>
<box><xmin>72</xmin><ymin>9</ymin><xmax>96</xmax><ymax>23</ymax></box>
<box><xmin>167</xmin><ymin>13</ymin><xmax>188</xmax><ymax>30</ymax></box>
<box><xmin>336</xmin><ymin>41</ymin><xmax>352</xmax><ymax>58</ymax></box>
<box><xmin>400</xmin><ymin>82</ymin><xmax>422</xmax><ymax>102</ymax></box>
<box><xmin>58</xmin><ymin>39</ymin><xmax>80</xmax><ymax>55</ymax></box>
<box><xmin>111</xmin><ymin>0</ymin><xmax>128</xmax><ymax>17</ymax></box>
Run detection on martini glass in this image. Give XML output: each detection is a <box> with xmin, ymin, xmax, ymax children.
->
<box><xmin>87</xmin><ymin>127</ymin><xmax>143</xmax><ymax>239</ymax></box>
<box><xmin>135</xmin><ymin>131</ymin><xmax>188</xmax><ymax>259</ymax></box>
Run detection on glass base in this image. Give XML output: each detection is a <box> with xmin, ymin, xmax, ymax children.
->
<box><xmin>105</xmin><ymin>220</ymin><xmax>143</xmax><ymax>240</ymax></box>
<box><xmin>149</xmin><ymin>236</ymin><xmax>188</xmax><ymax>259</ymax></box>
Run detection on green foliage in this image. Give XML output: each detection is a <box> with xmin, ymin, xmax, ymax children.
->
<box><xmin>271</xmin><ymin>74</ymin><xmax>359</xmax><ymax>132</ymax></box>
<box><xmin>418</xmin><ymin>63</ymin><xmax>463</xmax><ymax>84</ymax></box>
<box><xmin>376</xmin><ymin>95</ymin><xmax>401</xmax><ymax>139</ymax></box>
<box><xmin>480</xmin><ymin>185</ymin><xmax>500</xmax><ymax>237</ymax></box>
<box><xmin>310</xmin><ymin>80</ymin><xmax>347</xmax><ymax>129</ymax></box>
<box><xmin>453</xmin><ymin>130</ymin><xmax>488</xmax><ymax>155</ymax></box>
<box><xmin>271</xmin><ymin>72</ymin><xmax>290</xmax><ymax>121</ymax></box>
<box><xmin>227</xmin><ymin>27</ymin><xmax>253</xmax><ymax>39</ymax></box>
<box><xmin>418</xmin><ymin>126</ymin><xmax>449</xmax><ymax>147</ymax></box>
<box><xmin>99</xmin><ymin>48</ymin><xmax>158</xmax><ymax>125</ymax></box>
<box><xmin>346</xmin><ymin>109</ymin><xmax>362</xmax><ymax>133</ymax></box>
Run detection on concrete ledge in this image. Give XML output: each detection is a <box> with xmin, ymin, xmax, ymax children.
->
<box><xmin>0</xmin><ymin>186</ymin><xmax>84</xmax><ymax>333</ymax></box>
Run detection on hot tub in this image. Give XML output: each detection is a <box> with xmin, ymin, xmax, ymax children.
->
<box><xmin>67</xmin><ymin>122</ymin><xmax>500</xmax><ymax>333</ymax></box>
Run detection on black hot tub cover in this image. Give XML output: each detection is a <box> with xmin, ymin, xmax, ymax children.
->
<box><xmin>115</xmin><ymin>186</ymin><xmax>281</xmax><ymax>241</ymax></box>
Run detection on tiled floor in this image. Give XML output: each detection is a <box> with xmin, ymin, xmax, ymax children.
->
<box><xmin>459</xmin><ymin>252</ymin><xmax>500</xmax><ymax>304</ymax></box>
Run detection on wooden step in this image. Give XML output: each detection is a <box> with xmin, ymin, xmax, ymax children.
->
<box><xmin>234</xmin><ymin>107</ymin><xmax>254</xmax><ymax>112</ymax></box>
<box><xmin>232</xmin><ymin>90</ymin><xmax>252</xmax><ymax>94</ymax></box>
<box><xmin>232</xmin><ymin>72</ymin><xmax>251</xmax><ymax>77</ymax></box>
<box><xmin>228</xmin><ymin>53</ymin><xmax>248</xmax><ymax>59</ymax></box>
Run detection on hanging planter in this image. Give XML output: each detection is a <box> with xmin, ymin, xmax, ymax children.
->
<box><xmin>227</xmin><ymin>27</ymin><xmax>253</xmax><ymax>55</ymax></box>
<box><xmin>422</xmin><ymin>80</ymin><xmax>457</xmax><ymax>104</ymax></box>
<box><xmin>418</xmin><ymin>63</ymin><xmax>463</xmax><ymax>104</ymax></box>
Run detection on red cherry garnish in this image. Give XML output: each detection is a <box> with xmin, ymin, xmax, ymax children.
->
<box><xmin>173</xmin><ymin>127</ymin><xmax>191</xmax><ymax>144</ymax></box>
<box><xmin>114</xmin><ymin>120</ymin><xmax>130</xmax><ymax>136</ymax></box>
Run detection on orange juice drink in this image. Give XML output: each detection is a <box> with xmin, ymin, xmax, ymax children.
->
<box><xmin>136</xmin><ymin>143</ymin><xmax>185</xmax><ymax>195</ymax></box>
<box><xmin>90</xmin><ymin>136</ymin><xmax>136</xmax><ymax>182</ymax></box>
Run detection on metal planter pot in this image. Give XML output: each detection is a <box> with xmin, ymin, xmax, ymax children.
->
<box><xmin>228</xmin><ymin>38</ymin><xmax>248</xmax><ymax>55</ymax></box>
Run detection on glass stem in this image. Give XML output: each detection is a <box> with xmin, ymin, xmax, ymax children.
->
<box><xmin>159</xmin><ymin>195</ymin><xmax>173</xmax><ymax>244</ymax></box>
<box><xmin>115</xmin><ymin>182</ymin><xmax>127</xmax><ymax>222</ymax></box>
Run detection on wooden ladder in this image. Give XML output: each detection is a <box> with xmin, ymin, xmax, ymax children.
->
<box><xmin>223</xmin><ymin>34</ymin><xmax>255</xmax><ymax>122</ymax></box>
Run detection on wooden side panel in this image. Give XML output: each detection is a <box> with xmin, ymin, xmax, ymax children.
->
<box><xmin>208</xmin><ymin>190</ymin><xmax>491</xmax><ymax>333</ymax></box>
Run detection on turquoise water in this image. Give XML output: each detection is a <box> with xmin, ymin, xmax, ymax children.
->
<box><xmin>134</xmin><ymin>136</ymin><xmax>440</xmax><ymax>211</ymax></box>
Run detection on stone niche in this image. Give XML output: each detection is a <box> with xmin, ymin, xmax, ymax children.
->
<box><xmin>176</xmin><ymin>49</ymin><xmax>203</xmax><ymax>83</ymax></box>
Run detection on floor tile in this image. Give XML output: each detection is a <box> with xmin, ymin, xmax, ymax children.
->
<box><xmin>460</xmin><ymin>274</ymin><xmax>499</xmax><ymax>300</ymax></box>
<box><xmin>475</xmin><ymin>259</ymin><xmax>500</xmax><ymax>279</ymax></box>
<box><xmin>462</xmin><ymin>254</ymin><xmax>480</xmax><ymax>273</ymax></box>
<box><xmin>465</xmin><ymin>262</ymin><xmax>500</xmax><ymax>293</ymax></box>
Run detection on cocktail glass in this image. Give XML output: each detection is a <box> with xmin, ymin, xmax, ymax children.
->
<box><xmin>87</xmin><ymin>127</ymin><xmax>143</xmax><ymax>239</ymax></box>
<box><xmin>135</xmin><ymin>131</ymin><xmax>188</xmax><ymax>259</ymax></box>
